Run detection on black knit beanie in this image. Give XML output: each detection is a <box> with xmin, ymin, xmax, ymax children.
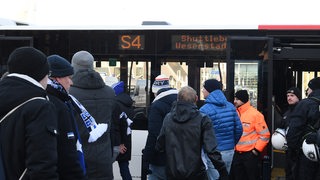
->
<box><xmin>203</xmin><ymin>79</ymin><xmax>221</xmax><ymax>93</ymax></box>
<box><xmin>8</xmin><ymin>46</ymin><xmax>49</xmax><ymax>81</ymax></box>
<box><xmin>47</xmin><ymin>55</ymin><xmax>74</xmax><ymax>77</ymax></box>
<box><xmin>287</xmin><ymin>87</ymin><xmax>302</xmax><ymax>100</ymax></box>
<box><xmin>308</xmin><ymin>77</ymin><xmax>320</xmax><ymax>91</ymax></box>
<box><xmin>235</xmin><ymin>90</ymin><xmax>249</xmax><ymax>103</ymax></box>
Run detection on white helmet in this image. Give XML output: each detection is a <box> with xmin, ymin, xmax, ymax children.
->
<box><xmin>302</xmin><ymin>139</ymin><xmax>320</xmax><ymax>162</ymax></box>
<box><xmin>271</xmin><ymin>128</ymin><xmax>287</xmax><ymax>150</ymax></box>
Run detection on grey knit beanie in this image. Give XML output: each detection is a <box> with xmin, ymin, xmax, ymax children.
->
<box><xmin>71</xmin><ymin>50</ymin><xmax>94</xmax><ymax>73</ymax></box>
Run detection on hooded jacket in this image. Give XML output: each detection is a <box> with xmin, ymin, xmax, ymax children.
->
<box><xmin>200</xmin><ymin>90</ymin><xmax>243</xmax><ymax>151</ymax></box>
<box><xmin>70</xmin><ymin>69</ymin><xmax>114</xmax><ymax>180</ymax></box>
<box><xmin>115</xmin><ymin>92</ymin><xmax>135</xmax><ymax>162</ymax></box>
<box><xmin>144</xmin><ymin>88</ymin><xmax>178</xmax><ymax>165</ymax></box>
<box><xmin>0</xmin><ymin>74</ymin><xmax>59</xmax><ymax>179</ymax></box>
<box><xmin>156</xmin><ymin>101</ymin><xmax>227</xmax><ymax>179</ymax></box>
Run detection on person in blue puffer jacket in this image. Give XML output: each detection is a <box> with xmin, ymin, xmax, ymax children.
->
<box><xmin>200</xmin><ymin>79</ymin><xmax>243</xmax><ymax>180</ymax></box>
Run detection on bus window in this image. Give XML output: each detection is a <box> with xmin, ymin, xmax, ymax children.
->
<box><xmin>302</xmin><ymin>71</ymin><xmax>316</xmax><ymax>99</ymax></box>
<box><xmin>128</xmin><ymin>61</ymin><xmax>151</xmax><ymax>108</ymax></box>
<box><xmin>160</xmin><ymin>62</ymin><xmax>188</xmax><ymax>91</ymax></box>
<box><xmin>200</xmin><ymin>62</ymin><xmax>227</xmax><ymax>100</ymax></box>
<box><xmin>234</xmin><ymin>61</ymin><xmax>259</xmax><ymax>108</ymax></box>
<box><xmin>94</xmin><ymin>61</ymin><xmax>120</xmax><ymax>86</ymax></box>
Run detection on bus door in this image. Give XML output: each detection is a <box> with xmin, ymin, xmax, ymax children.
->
<box><xmin>273</xmin><ymin>39</ymin><xmax>320</xmax><ymax>103</ymax></box>
<box><xmin>226</xmin><ymin>36</ymin><xmax>273</xmax><ymax>179</ymax></box>
<box><xmin>0</xmin><ymin>36</ymin><xmax>33</xmax><ymax>76</ymax></box>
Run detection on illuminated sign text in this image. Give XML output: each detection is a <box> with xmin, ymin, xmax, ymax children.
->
<box><xmin>119</xmin><ymin>35</ymin><xmax>145</xmax><ymax>50</ymax></box>
<box><xmin>172</xmin><ymin>35</ymin><xmax>227</xmax><ymax>51</ymax></box>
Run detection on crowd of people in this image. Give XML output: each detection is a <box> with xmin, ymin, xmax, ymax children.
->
<box><xmin>0</xmin><ymin>47</ymin><xmax>134</xmax><ymax>180</ymax></box>
<box><xmin>0</xmin><ymin>46</ymin><xmax>319</xmax><ymax>180</ymax></box>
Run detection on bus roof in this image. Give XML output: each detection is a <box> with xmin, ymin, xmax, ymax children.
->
<box><xmin>1</xmin><ymin>0</ymin><xmax>320</xmax><ymax>30</ymax></box>
<box><xmin>2</xmin><ymin>24</ymin><xmax>320</xmax><ymax>30</ymax></box>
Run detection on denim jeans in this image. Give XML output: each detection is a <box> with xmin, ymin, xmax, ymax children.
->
<box><xmin>148</xmin><ymin>164</ymin><xmax>167</xmax><ymax>180</ymax></box>
<box><xmin>118</xmin><ymin>161</ymin><xmax>132</xmax><ymax>180</ymax></box>
<box><xmin>206</xmin><ymin>149</ymin><xmax>234</xmax><ymax>180</ymax></box>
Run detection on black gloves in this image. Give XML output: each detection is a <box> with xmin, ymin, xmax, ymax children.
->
<box><xmin>305</xmin><ymin>133</ymin><xmax>317</xmax><ymax>144</ymax></box>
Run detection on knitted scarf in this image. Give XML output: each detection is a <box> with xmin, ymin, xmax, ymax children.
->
<box><xmin>47</xmin><ymin>79</ymin><xmax>86</xmax><ymax>174</ymax></box>
<box><xmin>47</xmin><ymin>79</ymin><xmax>108</xmax><ymax>143</ymax></box>
<box><xmin>119</xmin><ymin>112</ymin><xmax>133</xmax><ymax>135</ymax></box>
<box><xmin>69</xmin><ymin>95</ymin><xmax>108</xmax><ymax>143</ymax></box>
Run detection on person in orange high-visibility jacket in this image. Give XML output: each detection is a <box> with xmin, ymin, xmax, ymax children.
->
<box><xmin>230</xmin><ymin>90</ymin><xmax>270</xmax><ymax>180</ymax></box>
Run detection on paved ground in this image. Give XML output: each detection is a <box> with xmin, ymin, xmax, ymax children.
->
<box><xmin>271</xmin><ymin>168</ymin><xmax>285</xmax><ymax>180</ymax></box>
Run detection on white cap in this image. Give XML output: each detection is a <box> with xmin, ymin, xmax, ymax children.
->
<box><xmin>152</xmin><ymin>74</ymin><xmax>170</xmax><ymax>93</ymax></box>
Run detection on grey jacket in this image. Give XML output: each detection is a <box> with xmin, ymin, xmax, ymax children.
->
<box><xmin>70</xmin><ymin>69</ymin><xmax>115</xmax><ymax>180</ymax></box>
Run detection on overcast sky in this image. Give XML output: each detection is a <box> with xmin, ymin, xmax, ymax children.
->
<box><xmin>1</xmin><ymin>0</ymin><xmax>320</xmax><ymax>27</ymax></box>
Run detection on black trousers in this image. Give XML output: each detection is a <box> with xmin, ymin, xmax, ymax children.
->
<box><xmin>285</xmin><ymin>150</ymin><xmax>299</xmax><ymax>180</ymax></box>
<box><xmin>230</xmin><ymin>151</ymin><xmax>260</xmax><ymax>180</ymax></box>
<box><xmin>298</xmin><ymin>154</ymin><xmax>320</xmax><ymax>180</ymax></box>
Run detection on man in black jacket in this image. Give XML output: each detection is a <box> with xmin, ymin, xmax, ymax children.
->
<box><xmin>155</xmin><ymin>86</ymin><xmax>228</xmax><ymax>180</ymax></box>
<box><xmin>278</xmin><ymin>87</ymin><xmax>301</xmax><ymax>180</ymax></box>
<box><xmin>0</xmin><ymin>47</ymin><xmax>59</xmax><ymax>179</ymax></box>
<box><xmin>287</xmin><ymin>77</ymin><xmax>320</xmax><ymax>180</ymax></box>
<box><xmin>47</xmin><ymin>54</ymin><xmax>87</xmax><ymax>179</ymax></box>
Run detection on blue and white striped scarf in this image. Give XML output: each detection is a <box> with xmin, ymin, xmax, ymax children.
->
<box><xmin>48</xmin><ymin>79</ymin><xmax>108</xmax><ymax>143</ymax></box>
<box><xmin>69</xmin><ymin>95</ymin><xmax>108</xmax><ymax>143</ymax></box>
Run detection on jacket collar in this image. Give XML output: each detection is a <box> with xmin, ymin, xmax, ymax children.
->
<box><xmin>8</xmin><ymin>73</ymin><xmax>45</xmax><ymax>90</ymax></box>
<box><xmin>237</xmin><ymin>101</ymin><xmax>251</xmax><ymax>114</ymax></box>
<box><xmin>153</xmin><ymin>89</ymin><xmax>178</xmax><ymax>102</ymax></box>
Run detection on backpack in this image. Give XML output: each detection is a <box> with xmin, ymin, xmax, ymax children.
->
<box><xmin>0</xmin><ymin>97</ymin><xmax>46</xmax><ymax>180</ymax></box>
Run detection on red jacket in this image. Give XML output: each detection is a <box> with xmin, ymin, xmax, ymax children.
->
<box><xmin>235</xmin><ymin>102</ymin><xmax>270</xmax><ymax>152</ymax></box>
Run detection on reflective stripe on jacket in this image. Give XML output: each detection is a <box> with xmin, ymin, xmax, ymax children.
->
<box><xmin>235</xmin><ymin>101</ymin><xmax>270</xmax><ymax>152</ymax></box>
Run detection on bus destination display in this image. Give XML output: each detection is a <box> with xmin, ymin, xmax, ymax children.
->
<box><xmin>171</xmin><ymin>35</ymin><xmax>227</xmax><ymax>51</ymax></box>
<box><xmin>119</xmin><ymin>35</ymin><xmax>145</xmax><ymax>50</ymax></box>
